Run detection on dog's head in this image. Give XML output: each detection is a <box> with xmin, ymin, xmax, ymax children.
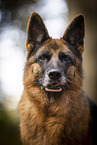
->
<box><xmin>24</xmin><ymin>12</ymin><xmax>84</xmax><ymax>96</ymax></box>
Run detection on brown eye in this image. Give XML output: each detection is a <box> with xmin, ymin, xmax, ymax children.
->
<box><xmin>59</xmin><ymin>52</ymin><xmax>72</xmax><ymax>64</ymax></box>
<box><xmin>38</xmin><ymin>54</ymin><xmax>47</xmax><ymax>62</ymax></box>
<box><xmin>38</xmin><ymin>53</ymin><xmax>51</xmax><ymax>63</ymax></box>
<box><xmin>40</xmin><ymin>55</ymin><xmax>46</xmax><ymax>61</ymax></box>
<box><xmin>64</xmin><ymin>56</ymin><xmax>71</xmax><ymax>63</ymax></box>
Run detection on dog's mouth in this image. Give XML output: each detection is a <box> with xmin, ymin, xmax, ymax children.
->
<box><xmin>45</xmin><ymin>87</ymin><xmax>62</xmax><ymax>92</ymax></box>
<box><xmin>41</xmin><ymin>84</ymin><xmax>62</xmax><ymax>92</ymax></box>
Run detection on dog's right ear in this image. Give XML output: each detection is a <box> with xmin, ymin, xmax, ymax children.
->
<box><xmin>63</xmin><ymin>15</ymin><xmax>84</xmax><ymax>54</ymax></box>
<box><xmin>26</xmin><ymin>12</ymin><xmax>50</xmax><ymax>55</ymax></box>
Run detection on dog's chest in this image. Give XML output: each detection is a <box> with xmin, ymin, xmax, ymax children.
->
<box><xmin>27</xmin><ymin>104</ymin><xmax>65</xmax><ymax>144</ymax></box>
<box><xmin>20</xmin><ymin>98</ymin><xmax>92</xmax><ymax>145</ymax></box>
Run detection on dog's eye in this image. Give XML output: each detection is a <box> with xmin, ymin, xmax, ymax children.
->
<box><xmin>39</xmin><ymin>55</ymin><xmax>46</xmax><ymax>61</ymax></box>
<box><xmin>38</xmin><ymin>53</ymin><xmax>51</xmax><ymax>62</ymax></box>
<box><xmin>59</xmin><ymin>53</ymin><xmax>72</xmax><ymax>64</ymax></box>
<box><xmin>38</xmin><ymin>54</ymin><xmax>49</xmax><ymax>62</ymax></box>
<box><xmin>63</xmin><ymin>56</ymin><xmax>71</xmax><ymax>63</ymax></box>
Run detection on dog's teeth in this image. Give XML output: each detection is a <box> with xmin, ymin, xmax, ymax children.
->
<box><xmin>45</xmin><ymin>87</ymin><xmax>62</xmax><ymax>92</ymax></box>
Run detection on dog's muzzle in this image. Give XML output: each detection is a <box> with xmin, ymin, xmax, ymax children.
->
<box><xmin>45</xmin><ymin>69</ymin><xmax>62</xmax><ymax>92</ymax></box>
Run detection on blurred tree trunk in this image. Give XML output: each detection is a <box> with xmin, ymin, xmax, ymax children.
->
<box><xmin>66</xmin><ymin>0</ymin><xmax>97</xmax><ymax>103</ymax></box>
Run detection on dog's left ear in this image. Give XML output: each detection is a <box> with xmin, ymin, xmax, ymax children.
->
<box><xmin>63</xmin><ymin>15</ymin><xmax>85</xmax><ymax>54</ymax></box>
<box><xmin>26</xmin><ymin>12</ymin><xmax>50</xmax><ymax>54</ymax></box>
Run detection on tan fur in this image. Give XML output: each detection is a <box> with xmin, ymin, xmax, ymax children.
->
<box><xmin>18</xmin><ymin>40</ymin><xmax>93</xmax><ymax>145</ymax></box>
<box><xmin>18</xmin><ymin>13</ymin><xmax>96</xmax><ymax>145</ymax></box>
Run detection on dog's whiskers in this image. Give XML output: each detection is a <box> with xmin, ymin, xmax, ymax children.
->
<box><xmin>67</xmin><ymin>78</ymin><xmax>72</xmax><ymax>84</ymax></box>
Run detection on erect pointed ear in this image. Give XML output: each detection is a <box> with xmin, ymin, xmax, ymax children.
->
<box><xmin>26</xmin><ymin>12</ymin><xmax>50</xmax><ymax>54</ymax></box>
<box><xmin>63</xmin><ymin>15</ymin><xmax>85</xmax><ymax>54</ymax></box>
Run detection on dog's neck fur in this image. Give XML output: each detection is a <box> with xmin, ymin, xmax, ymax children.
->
<box><xmin>19</xmin><ymin>89</ymin><xmax>90</xmax><ymax>145</ymax></box>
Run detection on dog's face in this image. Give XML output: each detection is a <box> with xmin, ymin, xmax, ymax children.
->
<box><xmin>24</xmin><ymin>12</ymin><xmax>84</xmax><ymax>97</ymax></box>
<box><xmin>28</xmin><ymin>39</ymin><xmax>80</xmax><ymax>93</ymax></box>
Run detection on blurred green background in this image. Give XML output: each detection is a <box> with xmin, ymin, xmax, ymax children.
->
<box><xmin>0</xmin><ymin>0</ymin><xmax>97</xmax><ymax>144</ymax></box>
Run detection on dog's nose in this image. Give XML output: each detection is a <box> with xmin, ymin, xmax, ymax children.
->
<box><xmin>48</xmin><ymin>70</ymin><xmax>61</xmax><ymax>80</ymax></box>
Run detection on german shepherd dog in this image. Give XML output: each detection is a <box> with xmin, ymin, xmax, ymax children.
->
<box><xmin>18</xmin><ymin>12</ymin><xmax>97</xmax><ymax>145</ymax></box>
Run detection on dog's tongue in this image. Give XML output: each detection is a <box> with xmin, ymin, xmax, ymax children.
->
<box><xmin>45</xmin><ymin>87</ymin><xmax>62</xmax><ymax>92</ymax></box>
